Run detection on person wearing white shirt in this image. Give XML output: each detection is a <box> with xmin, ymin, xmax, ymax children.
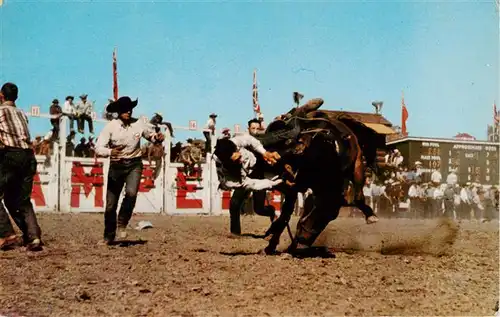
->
<box><xmin>222</xmin><ymin>118</ymin><xmax>277</xmax><ymax>235</ymax></box>
<box><xmin>446</xmin><ymin>169</ymin><xmax>458</xmax><ymax>186</ymax></box>
<box><xmin>63</xmin><ymin>96</ymin><xmax>77</xmax><ymax>132</ymax></box>
<box><xmin>95</xmin><ymin>96</ymin><xmax>164</xmax><ymax>245</ymax></box>
<box><xmin>363</xmin><ymin>178</ymin><xmax>372</xmax><ymax>209</ymax></box>
<box><xmin>203</xmin><ymin>113</ymin><xmax>217</xmax><ymax>154</ymax></box>
<box><xmin>408</xmin><ymin>182</ymin><xmax>418</xmax><ymax>217</ymax></box>
<box><xmin>214</xmin><ymin>134</ymin><xmax>282</xmax><ymax>235</ymax></box>
<box><xmin>431</xmin><ymin>170</ymin><xmax>442</xmax><ymax>184</ymax></box>
<box><xmin>214</xmin><ymin>135</ymin><xmax>282</xmax><ymax>191</ymax></box>
<box><xmin>391</xmin><ymin>149</ymin><xmax>404</xmax><ymax>167</ymax></box>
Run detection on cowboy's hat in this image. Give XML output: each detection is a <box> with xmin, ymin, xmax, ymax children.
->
<box><xmin>106</xmin><ymin>96</ymin><xmax>138</xmax><ymax>113</ymax></box>
<box><xmin>79</xmin><ymin>94</ymin><xmax>88</xmax><ymax>99</ymax></box>
<box><xmin>52</xmin><ymin>99</ymin><xmax>59</xmax><ymax>104</ymax></box>
<box><xmin>209</xmin><ymin>113</ymin><xmax>217</xmax><ymax>118</ymax></box>
<box><xmin>66</xmin><ymin>96</ymin><xmax>74</xmax><ymax>101</ymax></box>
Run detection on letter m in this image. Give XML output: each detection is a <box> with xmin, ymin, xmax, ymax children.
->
<box><xmin>71</xmin><ymin>162</ymin><xmax>104</xmax><ymax>208</ymax></box>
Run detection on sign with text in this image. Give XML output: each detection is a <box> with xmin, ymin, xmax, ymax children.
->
<box><xmin>188</xmin><ymin>120</ymin><xmax>197</xmax><ymax>130</ymax></box>
<box><xmin>30</xmin><ymin>106</ymin><xmax>40</xmax><ymax>117</ymax></box>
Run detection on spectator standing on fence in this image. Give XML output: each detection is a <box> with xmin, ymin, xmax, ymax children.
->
<box><xmin>203</xmin><ymin>113</ymin><xmax>216</xmax><ymax>154</ymax></box>
<box><xmin>49</xmin><ymin>99</ymin><xmax>62</xmax><ymax>140</ymax></box>
<box><xmin>75</xmin><ymin>94</ymin><xmax>94</xmax><ymax>135</ymax></box>
<box><xmin>63</xmin><ymin>96</ymin><xmax>77</xmax><ymax>132</ymax></box>
<box><xmin>87</xmin><ymin>136</ymin><xmax>96</xmax><ymax>157</ymax></box>
<box><xmin>95</xmin><ymin>96</ymin><xmax>164</xmax><ymax>245</ymax></box>
<box><xmin>74</xmin><ymin>137</ymin><xmax>87</xmax><ymax>157</ymax></box>
<box><xmin>65</xmin><ymin>131</ymin><xmax>76</xmax><ymax>156</ymax></box>
<box><xmin>0</xmin><ymin>82</ymin><xmax>42</xmax><ymax>251</ymax></box>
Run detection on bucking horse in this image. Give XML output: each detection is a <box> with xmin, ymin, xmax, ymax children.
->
<box><xmin>253</xmin><ymin>97</ymin><xmax>378</xmax><ymax>257</ymax></box>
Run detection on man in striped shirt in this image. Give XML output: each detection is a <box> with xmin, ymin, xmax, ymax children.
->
<box><xmin>0</xmin><ymin>82</ymin><xmax>43</xmax><ymax>251</ymax></box>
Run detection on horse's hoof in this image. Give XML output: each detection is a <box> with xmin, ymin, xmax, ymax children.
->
<box><xmin>290</xmin><ymin>246</ymin><xmax>336</xmax><ymax>259</ymax></box>
<box><xmin>366</xmin><ymin>216</ymin><xmax>379</xmax><ymax>224</ymax></box>
<box><xmin>261</xmin><ymin>246</ymin><xmax>279</xmax><ymax>255</ymax></box>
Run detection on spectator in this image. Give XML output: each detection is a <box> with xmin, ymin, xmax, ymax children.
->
<box><xmin>75</xmin><ymin>94</ymin><xmax>94</xmax><ymax>135</ymax></box>
<box><xmin>66</xmin><ymin>131</ymin><xmax>76</xmax><ymax>156</ymax></box>
<box><xmin>220</xmin><ymin>128</ymin><xmax>231</xmax><ymax>139</ymax></box>
<box><xmin>49</xmin><ymin>99</ymin><xmax>62</xmax><ymax>139</ymax></box>
<box><xmin>63</xmin><ymin>96</ymin><xmax>77</xmax><ymax>132</ymax></box>
<box><xmin>74</xmin><ymin>137</ymin><xmax>87</xmax><ymax>157</ymax></box>
<box><xmin>203</xmin><ymin>113</ymin><xmax>216</xmax><ymax>153</ymax></box>
<box><xmin>87</xmin><ymin>136</ymin><xmax>96</xmax><ymax>157</ymax></box>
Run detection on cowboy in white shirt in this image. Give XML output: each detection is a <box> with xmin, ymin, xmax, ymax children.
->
<box><xmin>213</xmin><ymin>134</ymin><xmax>282</xmax><ymax>191</ymax></box>
<box><xmin>95</xmin><ymin>96</ymin><xmax>164</xmax><ymax>244</ymax></box>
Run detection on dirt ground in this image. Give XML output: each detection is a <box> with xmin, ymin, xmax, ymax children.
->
<box><xmin>0</xmin><ymin>212</ymin><xmax>498</xmax><ymax>317</ymax></box>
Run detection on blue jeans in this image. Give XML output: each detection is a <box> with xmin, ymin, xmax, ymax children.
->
<box><xmin>104</xmin><ymin>158</ymin><xmax>143</xmax><ymax>241</ymax></box>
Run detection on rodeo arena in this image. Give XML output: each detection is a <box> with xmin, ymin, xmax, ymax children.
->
<box><xmin>1</xmin><ymin>61</ymin><xmax>500</xmax><ymax>315</ymax></box>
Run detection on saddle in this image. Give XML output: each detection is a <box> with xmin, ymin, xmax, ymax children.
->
<box><xmin>255</xmin><ymin>112</ymin><xmax>355</xmax><ymax>173</ymax></box>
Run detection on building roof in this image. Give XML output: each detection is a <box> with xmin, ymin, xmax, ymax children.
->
<box><xmin>387</xmin><ymin>135</ymin><xmax>499</xmax><ymax>146</ymax></box>
<box><xmin>320</xmin><ymin>110</ymin><xmax>393</xmax><ymax>126</ymax></box>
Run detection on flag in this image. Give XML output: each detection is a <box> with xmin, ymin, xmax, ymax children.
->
<box><xmin>494</xmin><ymin>102</ymin><xmax>499</xmax><ymax>125</ymax></box>
<box><xmin>401</xmin><ymin>91</ymin><xmax>409</xmax><ymax>136</ymax></box>
<box><xmin>112</xmin><ymin>48</ymin><xmax>118</xmax><ymax>101</ymax></box>
<box><xmin>252</xmin><ymin>69</ymin><xmax>261</xmax><ymax>115</ymax></box>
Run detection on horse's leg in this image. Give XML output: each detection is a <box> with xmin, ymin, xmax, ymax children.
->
<box><xmin>263</xmin><ymin>191</ymin><xmax>297</xmax><ymax>255</ymax></box>
<box><xmin>289</xmin><ymin>192</ymin><xmax>342</xmax><ymax>257</ymax></box>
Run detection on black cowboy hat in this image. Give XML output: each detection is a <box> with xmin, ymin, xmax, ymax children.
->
<box><xmin>106</xmin><ymin>96</ymin><xmax>138</xmax><ymax>113</ymax></box>
<box><xmin>65</xmin><ymin>96</ymin><xmax>74</xmax><ymax>101</ymax></box>
<box><xmin>52</xmin><ymin>99</ymin><xmax>59</xmax><ymax>104</ymax></box>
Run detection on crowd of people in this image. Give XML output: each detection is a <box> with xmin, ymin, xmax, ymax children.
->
<box><xmin>362</xmin><ymin>151</ymin><xmax>499</xmax><ymax>221</ymax></box>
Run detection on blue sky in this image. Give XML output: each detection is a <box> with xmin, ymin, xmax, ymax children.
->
<box><xmin>0</xmin><ymin>0</ymin><xmax>498</xmax><ymax>142</ymax></box>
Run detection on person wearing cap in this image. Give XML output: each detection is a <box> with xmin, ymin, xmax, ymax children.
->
<box><xmin>75</xmin><ymin>94</ymin><xmax>94</xmax><ymax>135</ymax></box>
<box><xmin>74</xmin><ymin>137</ymin><xmax>87</xmax><ymax>157</ymax></box>
<box><xmin>203</xmin><ymin>113</ymin><xmax>217</xmax><ymax>154</ymax></box>
<box><xmin>95</xmin><ymin>96</ymin><xmax>164</xmax><ymax>244</ymax></box>
<box><xmin>49</xmin><ymin>98</ymin><xmax>62</xmax><ymax>139</ymax></box>
<box><xmin>220</xmin><ymin>128</ymin><xmax>231</xmax><ymax>139</ymax></box>
<box><xmin>63</xmin><ymin>96</ymin><xmax>77</xmax><ymax>132</ymax></box>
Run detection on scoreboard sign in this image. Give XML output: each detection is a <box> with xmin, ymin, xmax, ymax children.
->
<box><xmin>387</xmin><ymin>137</ymin><xmax>499</xmax><ymax>185</ymax></box>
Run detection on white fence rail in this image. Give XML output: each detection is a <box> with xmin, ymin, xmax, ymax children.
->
<box><xmin>26</xmin><ymin>115</ymin><xmax>282</xmax><ymax>214</ymax></box>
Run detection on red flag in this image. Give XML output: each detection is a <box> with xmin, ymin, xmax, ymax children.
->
<box><xmin>113</xmin><ymin>48</ymin><xmax>118</xmax><ymax>101</ymax></box>
<box><xmin>494</xmin><ymin>102</ymin><xmax>499</xmax><ymax>125</ymax></box>
<box><xmin>252</xmin><ymin>69</ymin><xmax>261</xmax><ymax>115</ymax></box>
<box><xmin>401</xmin><ymin>91</ymin><xmax>409</xmax><ymax>136</ymax></box>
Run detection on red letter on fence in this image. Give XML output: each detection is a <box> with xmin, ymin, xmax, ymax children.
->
<box><xmin>31</xmin><ymin>172</ymin><xmax>46</xmax><ymax>207</ymax></box>
<box><xmin>221</xmin><ymin>191</ymin><xmax>231</xmax><ymax>210</ymax></box>
<box><xmin>138</xmin><ymin>165</ymin><xmax>155</xmax><ymax>193</ymax></box>
<box><xmin>71</xmin><ymin>162</ymin><xmax>104</xmax><ymax>208</ymax></box>
<box><xmin>176</xmin><ymin>167</ymin><xmax>203</xmax><ymax>209</ymax></box>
